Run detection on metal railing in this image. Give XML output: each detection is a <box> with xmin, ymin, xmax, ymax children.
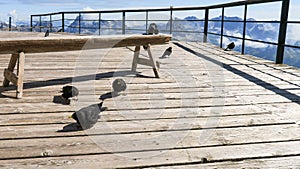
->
<box><xmin>24</xmin><ymin>0</ymin><xmax>300</xmax><ymax>67</ymax></box>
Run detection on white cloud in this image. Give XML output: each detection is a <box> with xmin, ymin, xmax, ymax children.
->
<box><xmin>82</xmin><ymin>7</ymin><xmax>98</xmax><ymax>11</ymax></box>
<box><xmin>7</xmin><ymin>10</ymin><xmax>17</xmax><ymax>18</ymax></box>
<box><xmin>244</xmin><ymin>35</ymin><xmax>268</xmax><ymax>48</ymax></box>
<box><xmin>287</xmin><ymin>24</ymin><xmax>300</xmax><ymax>43</ymax></box>
<box><xmin>80</xmin><ymin>7</ymin><xmax>99</xmax><ymax>20</ymax></box>
<box><xmin>225</xmin><ymin>30</ymin><xmax>243</xmax><ymax>38</ymax></box>
<box><xmin>262</xmin><ymin>23</ymin><xmax>276</xmax><ymax>32</ymax></box>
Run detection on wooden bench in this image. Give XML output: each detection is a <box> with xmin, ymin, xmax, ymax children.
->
<box><xmin>0</xmin><ymin>32</ymin><xmax>171</xmax><ymax>98</ymax></box>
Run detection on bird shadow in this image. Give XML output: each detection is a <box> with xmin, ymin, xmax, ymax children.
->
<box><xmin>99</xmin><ymin>91</ymin><xmax>120</xmax><ymax>101</ymax></box>
<box><xmin>52</xmin><ymin>95</ymin><xmax>70</xmax><ymax>105</ymax></box>
<box><xmin>135</xmin><ymin>74</ymin><xmax>157</xmax><ymax>78</ymax></box>
<box><xmin>57</xmin><ymin>123</ymin><xmax>83</xmax><ymax>132</ymax></box>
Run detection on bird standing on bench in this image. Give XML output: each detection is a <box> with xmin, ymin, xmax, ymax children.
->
<box><xmin>70</xmin><ymin>102</ymin><xmax>106</xmax><ymax>130</ymax></box>
<box><xmin>147</xmin><ymin>23</ymin><xmax>159</xmax><ymax>35</ymax></box>
<box><xmin>45</xmin><ymin>30</ymin><xmax>49</xmax><ymax>37</ymax></box>
<box><xmin>160</xmin><ymin>47</ymin><xmax>172</xmax><ymax>58</ymax></box>
<box><xmin>224</xmin><ymin>42</ymin><xmax>235</xmax><ymax>51</ymax></box>
<box><xmin>61</xmin><ymin>85</ymin><xmax>79</xmax><ymax>104</ymax></box>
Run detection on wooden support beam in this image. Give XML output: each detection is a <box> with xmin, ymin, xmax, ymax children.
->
<box><xmin>3</xmin><ymin>69</ymin><xmax>18</xmax><ymax>85</ymax></box>
<box><xmin>2</xmin><ymin>52</ymin><xmax>25</xmax><ymax>99</ymax></box>
<box><xmin>3</xmin><ymin>53</ymin><xmax>18</xmax><ymax>87</ymax></box>
<box><xmin>131</xmin><ymin>45</ymin><xmax>159</xmax><ymax>78</ymax></box>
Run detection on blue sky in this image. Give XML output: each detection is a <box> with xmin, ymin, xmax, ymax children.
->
<box><xmin>1</xmin><ymin>0</ymin><xmax>300</xmax><ymax>22</ymax></box>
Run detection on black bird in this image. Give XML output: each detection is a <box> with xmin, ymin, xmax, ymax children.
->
<box><xmin>160</xmin><ymin>47</ymin><xmax>172</xmax><ymax>58</ymax></box>
<box><xmin>112</xmin><ymin>79</ymin><xmax>127</xmax><ymax>93</ymax></box>
<box><xmin>147</xmin><ymin>23</ymin><xmax>159</xmax><ymax>35</ymax></box>
<box><xmin>45</xmin><ymin>30</ymin><xmax>49</xmax><ymax>37</ymax></box>
<box><xmin>61</xmin><ymin>85</ymin><xmax>79</xmax><ymax>100</ymax></box>
<box><xmin>143</xmin><ymin>45</ymin><xmax>148</xmax><ymax>50</ymax></box>
<box><xmin>57</xmin><ymin>28</ymin><xmax>62</xmax><ymax>32</ymax></box>
<box><xmin>70</xmin><ymin>102</ymin><xmax>105</xmax><ymax>130</ymax></box>
<box><xmin>224</xmin><ymin>42</ymin><xmax>235</xmax><ymax>51</ymax></box>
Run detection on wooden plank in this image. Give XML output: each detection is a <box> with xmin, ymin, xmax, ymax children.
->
<box><xmin>156</xmin><ymin>156</ymin><xmax>300</xmax><ymax>168</ymax></box>
<box><xmin>0</xmin><ymin>124</ymin><xmax>298</xmax><ymax>160</ymax></box>
<box><xmin>0</xmin><ymin>95</ymin><xmax>293</xmax><ymax>112</ymax></box>
<box><xmin>0</xmin><ymin>104</ymin><xmax>272</xmax><ymax>125</ymax></box>
<box><xmin>0</xmin><ymin>140</ymin><xmax>299</xmax><ymax>168</ymax></box>
<box><xmin>0</xmin><ymin>113</ymin><xmax>295</xmax><ymax>140</ymax></box>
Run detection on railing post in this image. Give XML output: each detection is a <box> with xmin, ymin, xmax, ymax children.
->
<box><xmin>99</xmin><ymin>12</ymin><xmax>101</xmax><ymax>35</ymax></box>
<box><xmin>276</xmin><ymin>0</ymin><xmax>290</xmax><ymax>64</ymax></box>
<box><xmin>62</xmin><ymin>13</ymin><xmax>65</xmax><ymax>32</ymax></box>
<box><xmin>145</xmin><ymin>11</ymin><xmax>149</xmax><ymax>34</ymax></box>
<box><xmin>50</xmin><ymin>15</ymin><xmax>52</xmax><ymax>32</ymax></box>
<box><xmin>203</xmin><ymin>8</ymin><xmax>209</xmax><ymax>43</ymax></box>
<box><xmin>39</xmin><ymin>16</ymin><xmax>42</xmax><ymax>32</ymax></box>
<box><xmin>78</xmin><ymin>13</ymin><xmax>81</xmax><ymax>34</ymax></box>
<box><xmin>170</xmin><ymin>6</ymin><xmax>173</xmax><ymax>34</ymax></box>
<box><xmin>9</xmin><ymin>17</ymin><xmax>12</xmax><ymax>31</ymax></box>
<box><xmin>220</xmin><ymin>7</ymin><xmax>225</xmax><ymax>48</ymax></box>
<box><xmin>30</xmin><ymin>15</ymin><xmax>33</xmax><ymax>32</ymax></box>
<box><xmin>242</xmin><ymin>4</ymin><xmax>248</xmax><ymax>55</ymax></box>
<box><xmin>122</xmin><ymin>12</ymin><xmax>126</xmax><ymax>34</ymax></box>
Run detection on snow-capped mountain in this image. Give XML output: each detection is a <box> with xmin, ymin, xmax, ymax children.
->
<box><xmin>65</xmin><ymin>15</ymin><xmax>124</xmax><ymax>35</ymax></box>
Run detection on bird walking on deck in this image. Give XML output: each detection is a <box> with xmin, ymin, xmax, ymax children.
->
<box><xmin>160</xmin><ymin>47</ymin><xmax>172</xmax><ymax>58</ymax></box>
<box><xmin>224</xmin><ymin>42</ymin><xmax>235</xmax><ymax>51</ymax></box>
<box><xmin>45</xmin><ymin>30</ymin><xmax>49</xmax><ymax>37</ymax></box>
<box><xmin>61</xmin><ymin>85</ymin><xmax>79</xmax><ymax>104</ymax></box>
<box><xmin>112</xmin><ymin>78</ymin><xmax>127</xmax><ymax>93</ymax></box>
<box><xmin>99</xmin><ymin>79</ymin><xmax>127</xmax><ymax>101</ymax></box>
<box><xmin>70</xmin><ymin>102</ymin><xmax>106</xmax><ymax>130</ymax></box>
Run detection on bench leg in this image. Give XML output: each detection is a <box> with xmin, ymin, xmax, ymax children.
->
<box><xmin>3</xmin><ymin>53</ymin><xmax>18</xmax><ymax>87</ymax></box>
<box><xmin>146</xmin><ymin>44</ymin><xmax>159</xmax><ymax>78</ymax></box>
<box><xmin>3</xmin><ymin>52</ymin><xmax>25</xmax><ymax>98</ymax></box>
<box><xmin>131</xmin><ymin>45</ymin><xmax>159</xmax><ymax>78</ymax></box>
<box><xmin>16</xmin><ymin>52</ymin><xmax>25</xmax><ymax>98</ymax></box>
<box><xmin>131</xmin><ymin>46</ymin><xmax>140</xmax><ymax>72</ymax></box>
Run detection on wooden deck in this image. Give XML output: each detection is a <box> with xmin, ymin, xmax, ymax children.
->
<box><xmin>0</xmin><ymin>40</ymin><xmax>299</xmax><ymax>168</ymax></box>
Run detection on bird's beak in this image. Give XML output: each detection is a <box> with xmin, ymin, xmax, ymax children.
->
<box><xmin>68</xmin><ymin>115</ymin><xmax>73</xmax><ymax>119</ymax></box>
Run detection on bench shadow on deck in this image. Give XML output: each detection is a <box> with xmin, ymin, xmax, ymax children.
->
<box><xmin>0</xmin><ymin>42</ymin><xmax>300</xmax><ymax>168</ymax></box>
<box><xmin>0</xmin><ymin>70</ymin><xmax>135</xmax><ymax>97</ymax></box>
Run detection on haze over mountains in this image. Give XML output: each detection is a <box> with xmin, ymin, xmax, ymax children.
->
<box><xmin>2</xmin><ymin>15</ymin><xmax>300</xmax><ymax>68</ymax></box>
